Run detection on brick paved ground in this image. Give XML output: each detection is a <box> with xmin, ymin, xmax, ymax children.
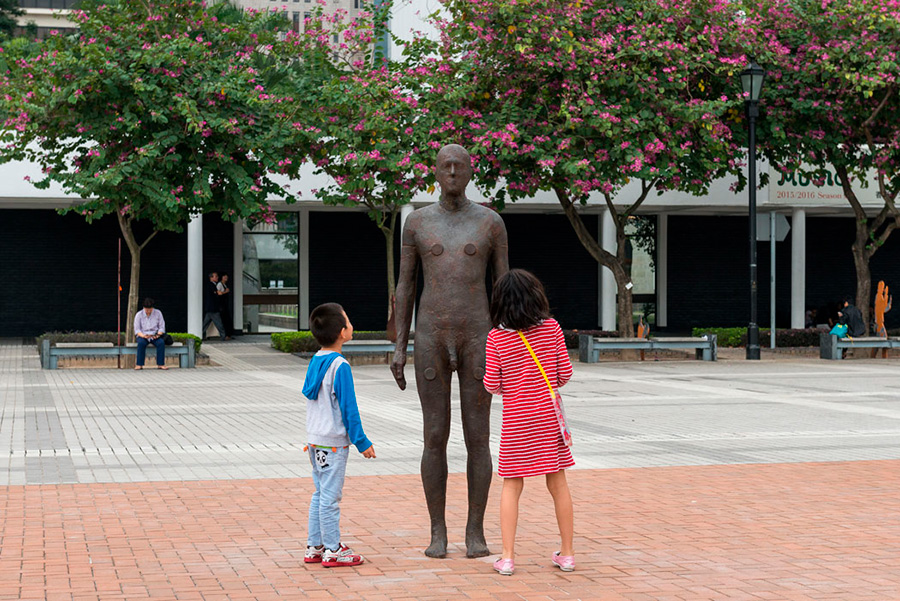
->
<box><xmin>2</xmin><ymin>339</ymin><xmax>900</xmax><ymax>600</ymax></box>
<box><xmin>1</xmin><ymin>463</ymin><xmax>898</xmax><ymax>601</ymax></box>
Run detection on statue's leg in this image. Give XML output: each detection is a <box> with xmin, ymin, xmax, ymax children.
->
<box><xmin>415</xmin><ymin>337</ymin><xmax>452</xmax><ymax>558</ymax></box>
<box><xmin>458</xmin><ymin>339</ymin><xmax>493</xmax><ymax>558</ymax></box>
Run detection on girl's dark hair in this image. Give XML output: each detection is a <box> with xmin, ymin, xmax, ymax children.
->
<box><xmin>309</xmin><ymin>302</ymin><xmax>346</xmax><ymax>346</ymax></box>
<box><xmin>490</xmin><ymin>269</ymin><xmax>551</xmax><ymax>330</ymax></box>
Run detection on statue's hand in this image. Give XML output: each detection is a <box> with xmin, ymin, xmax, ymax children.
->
<box><xmin>391</xmin><ymin>350</ymin><xmax>407</xmax><ymax>390</ymax></box>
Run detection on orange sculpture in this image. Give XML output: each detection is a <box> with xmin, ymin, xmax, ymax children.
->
<box><xmin>875</xmin><ymin>280</ymin><xmax>892</xmax><ymax>338</ymax></box>
<box><xmin>873</xmin><ymin>281</ymin><xmax>892</xmax><ymax>358</ymax></box>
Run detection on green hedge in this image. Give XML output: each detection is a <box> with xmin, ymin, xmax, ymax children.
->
<box><xmin>169</xmin><ymin>333</ymin><xmax>202</xmax><ymax>354</ymax></box>
<box><xmin>563</xmin><ymin>329</ymin><xmax>618</xmax><ymax>349</ymax></box>
<box><xmin>692</xmin><ymin>327</ymin><xmax>823</xmax><ymax>348</ymax></box>
<box><xmin>271</xmin><ymin>331</ymin><xmax>412</xmax><ymax>353</ymax></box>
<box><xmin>37</xmin><ymin>331</ymin><xmax>202</xmax><ymax>354</ymax></box>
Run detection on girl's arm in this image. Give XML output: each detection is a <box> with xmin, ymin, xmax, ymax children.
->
<box><xmin>483</xmin><ymin>333</ymin><xmax>503</xmax><ymax>395</ymax></box>
<box><xmin>555</xmin><ymin>323</ymin><xmax>573</xmax><ymax>388</ymax></box>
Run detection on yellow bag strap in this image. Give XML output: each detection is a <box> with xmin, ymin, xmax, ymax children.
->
<box><xmin>518</xmin><ymin>331</ymin><xmax>555</xmax><ymax>398</ymax></box>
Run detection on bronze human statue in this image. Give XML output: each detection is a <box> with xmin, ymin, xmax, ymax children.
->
<box><xmin>391</xmin><ymin>144</ymin><xmax>509</xmax><ymax>558</ymax></box>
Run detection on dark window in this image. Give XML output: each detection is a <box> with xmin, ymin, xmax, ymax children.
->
<box><xmin>18</xmin><ymin>0</ymin><xmax>79</xmax><ymax>8</ymax></box>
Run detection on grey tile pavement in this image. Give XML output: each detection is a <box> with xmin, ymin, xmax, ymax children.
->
<box><xmin>2</xmin><ymin>337</ymin><xmax>899</xmax><ymax>485</ymax></box>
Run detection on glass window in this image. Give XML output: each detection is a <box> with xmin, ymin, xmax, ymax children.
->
<box><xmin>243</xmin><ymin>214</ymin><xmax>299</xmax><ymax>333</ymax></box>
<box><xmin>243</xmin><ymin>211</ymin><xmax>298</xmax><ymax>234</ymax></box>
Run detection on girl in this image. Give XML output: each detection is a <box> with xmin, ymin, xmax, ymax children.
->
<box><xmin>484</xmin><ymin>269</ymin><xmax>575</xmax><ymax>576</ymax></box>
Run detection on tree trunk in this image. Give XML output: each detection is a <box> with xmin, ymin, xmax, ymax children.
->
<box><xmin>382</xmin><ymin>211</ymin><xmax>398</xmax><ymax>340</ymax></box>
<box><xmin>834</xmin><ymin>162</ymin><xmax>889</xmax><ymax>336</ymax></box>
<box><xmin>615</xmin><ymin>227</ymin><xmax>634</xmax><ymax>338</ymax></box>
<box><xmin>384</xmin><ymin>210</ymin><xmax>398</xmax><ymax>314</ymax></box>
<box><xmin>852</xmin><ymin>224</ymin><xmax>872</xmax><ymax>335</ymax></box>
<box><xmin>554</xmin><ymin>187</ymin><xmax>634</xmax><ymax>337</ymax></box>
<box><xmin>117</xmin><ymin>212</ymin><xmax>157</xmax><ymax>342</ymax></box>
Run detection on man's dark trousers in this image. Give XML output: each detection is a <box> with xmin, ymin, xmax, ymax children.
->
<box><xmin>203</xmin><ymin>312</ymin><xmax>227</xmax><ymax>341</ymax></box>
<box><xmin>137</xmin><ymin>337</ymin><xmax>166</xmax><ymax>366</ymax></box>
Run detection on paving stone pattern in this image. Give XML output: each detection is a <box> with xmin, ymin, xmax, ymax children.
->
<box><xmin>1</xmin><ymin>339</ymin><xmax>899</xmax><ymax>600</ymax></box>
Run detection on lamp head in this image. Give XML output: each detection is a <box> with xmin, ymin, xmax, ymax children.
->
<box><xmin>740</xmin><ymin>57</ymin><xmax>766</xmax><ymax>102</ymax></box>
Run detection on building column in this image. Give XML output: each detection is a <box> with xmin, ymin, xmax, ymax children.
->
<box><xmin>187</xmin><ymin>213</ymin><xmax>203</xmax><ymax>337</ymax></box>
<box><xmin>657</xmin><ymin>214</ymin><xmax>668</xmax><ymax>328</ymax></box>
<box><xmin>600</xmin><ymin>209</ymin><xmax>617</xmax><ymax>331</ymax></box>
<box><xmin>791</xmin><ymin>208</ymin><xmax>806</xmax><ymax>329</ymax></box>
<box><xmin>299</xmin><ymin>208</ymin><xmax>310</xmax><ymax>330</ymax></box>
<box><xmin>233</xmin><ymin>220</ymin><xmax>244</xmax><ymax>332</ymax></box>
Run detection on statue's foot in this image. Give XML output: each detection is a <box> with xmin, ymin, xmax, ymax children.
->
<box><xmin>465</xmin><ymin>533</ymin><xmax>490</xmax><ymax>558</ymax></box>
<box><xmin>424</xmin><ymin>536</ymin><xmax>448</xmax><ymax>558</ymax></box>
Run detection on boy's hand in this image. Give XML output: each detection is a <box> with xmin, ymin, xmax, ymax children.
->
<box><xmin>362</xmin><ymin>445</ymin><xmax>376</xmax><ymax>459</ymax></box>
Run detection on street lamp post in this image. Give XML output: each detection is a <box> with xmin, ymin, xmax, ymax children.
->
<box><xmin>742</xmin><ymin>58</ymin><xmax>765</xmax><ymax>361</ymax></box>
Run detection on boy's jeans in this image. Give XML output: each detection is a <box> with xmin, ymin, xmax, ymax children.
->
<box><xmin>307</xmin><ymin>445</ymin><xmax>349</xmax><ymax>551</ymax></box>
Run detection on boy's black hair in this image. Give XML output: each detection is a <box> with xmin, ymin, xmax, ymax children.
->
<box><xmin>843</xmin><ymin>295</ymin><xmax>855</xmax><ymax>305</ymax></box>
<box><xmin>310</xmin><ymin>302</ymin><xmax>347</xmax><ymax>346</ymax></box>
<box><xmin>490</xmin><ymin>269</ymin><xmax>551</xmax><ymax>330</ymax></box>
<box><xmin>142</xmin><ymin>297</ymin><xmax>155</xmax><ymax>308</ymax></box>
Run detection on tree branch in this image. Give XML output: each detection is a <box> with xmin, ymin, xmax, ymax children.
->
<box><xmin>831</xmin><ymin>160</ymin><xmax>868</xmax><ymax>222</ymax></box>
<box><xmin>555</xmin><ymin>186</ymin><xmax>618</xmax><ymax>268</ymax></box>
<box><xmin>624</xmin><ymin>178</ymin><xmax>658</xmax><ymax>218</ymax></box>
<box><xmin>867</xmin><ymin>218</ymin><xmax>900</xmax><ymax>262</ymax></box>
<box><xmin>139</xmin><ymin>230</ymin><xmax>158</xmax><ymax>250</ymax></box>
<box><xmin>861</xmin><ymin>86</ymin><xmax>895</xmax><ymax>132</ymax></box>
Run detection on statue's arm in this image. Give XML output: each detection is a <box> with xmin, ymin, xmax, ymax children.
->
<box><xmin>490</xmin><ymin>213</ymin><xmax>510</xmax><ymax>283</ymax></box>
<box><xmin>391</xmin><ymin>215</ymin><xmax>418</xmax><ymax>389</ymax></box>
<box><xmin>394</xmin><ymin>230</ymin><xmax>418</xmax><ymax>349</ymax></box>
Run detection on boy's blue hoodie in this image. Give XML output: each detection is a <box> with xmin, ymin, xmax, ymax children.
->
<box><xmin>302</xmin><ymin>351</ymin><xmax>372</xmax><ymax>452</ymax></box>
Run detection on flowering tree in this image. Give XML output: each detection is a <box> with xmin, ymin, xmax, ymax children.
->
<box><xmin>737</xmin><ymin>0</ymin><xmax>900</xmax><ymax>332</ymax></box>
<box><xmin>0</xmin><ymin>0</ymin><xmax>308</xmax><ymax>339</ymax></box>
<box><xmin>287</xmin><ymin>2</ymin><xmax>435</xmax><ymax>327</ymax></box>
<box><xmin>426</xmin><ymin>0</ymin><xmax>745</xmax><ymax>336</ymax></box>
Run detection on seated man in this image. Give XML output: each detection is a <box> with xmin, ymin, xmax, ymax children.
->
<box><xmin>134</xmin><ymin>297</ymin><xmax>168</xmax><ymax>370</ymax></box>
<box><xmin>838</xmin><ymin>296</ymin><xmax>865</xmax><ymax>338</ymax></box>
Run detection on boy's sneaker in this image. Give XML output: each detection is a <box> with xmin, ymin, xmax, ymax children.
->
<box><xmin>304</xmin><ymin>545</ymin><xmax>324</xmax><ymax>564</ymax></box>
<box><xmin>322</xmin><ymin>543</ymin><xmax>365</xmax><ymax>568</ymax></box>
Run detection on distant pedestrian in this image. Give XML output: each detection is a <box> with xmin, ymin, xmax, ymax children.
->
<box><xmin>134</xmin><ymin>297</ymin><xmax>167</xmax><ymax>370</ymax></box>
<box><xmin>483</xmin><ymin>269</ymin><xmax>575</xmax><ymax>576</ymax></box>
<box><xmin>218</xmin><ymin>272</ymin><xmax>235</xmax><ymax>337</ymax></box>
<box><xmin>202</xmin><ymin>272</ymin><xmax>230</xmax><ymax>341</ymax></box>
<box><xmin>302</xmin><ymin>303</ymin><xmax>376</xmax><ymax>568</ymax></box>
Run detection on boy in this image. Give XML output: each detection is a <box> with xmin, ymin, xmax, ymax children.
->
<box><xmin>302</xmin><ymin>303</ymin><xmax>376</xmax><ymax>568</ymax></box>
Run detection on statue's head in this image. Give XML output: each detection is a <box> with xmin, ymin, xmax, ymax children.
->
<box><xmin>435</xmin><ymin>144</ymin><xmax>473</xmax><ymax>197</ymax></box>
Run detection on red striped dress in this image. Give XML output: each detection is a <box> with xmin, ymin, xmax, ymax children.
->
<box><xmin>484</xmin><ymin>318</ymin><xmax>574</xmax><ymax>478</ymax></box>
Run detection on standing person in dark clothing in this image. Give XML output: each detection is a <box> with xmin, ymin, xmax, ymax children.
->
<box><xmin>202</xmin><ymin>271</ymin><xmax>230</xmax><ymax>341</ymax></box>
<box><xmin>838</xmin><ymin>296</ymin><xmax>866</xmax><ymax>337</ymax></box>
<box><xmin>218</xmin><ymin>272</ymin><xmax>235</xmax><ymax>337</ymax></box>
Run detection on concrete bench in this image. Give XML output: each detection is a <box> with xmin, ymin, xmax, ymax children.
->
<box><xmin>819</xmin><ymin>333</ymin><xmax>897</xmax><ymax>360</ymax></box>
<box><xmin>579</xmin><ymin>334</ymin><xmax>717</xmax><ymax>362</ymax></box>
<box><xmin>41</xmin><ymin>339</ymin><xmax>195</xmax><ymax>369</ymax></box>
